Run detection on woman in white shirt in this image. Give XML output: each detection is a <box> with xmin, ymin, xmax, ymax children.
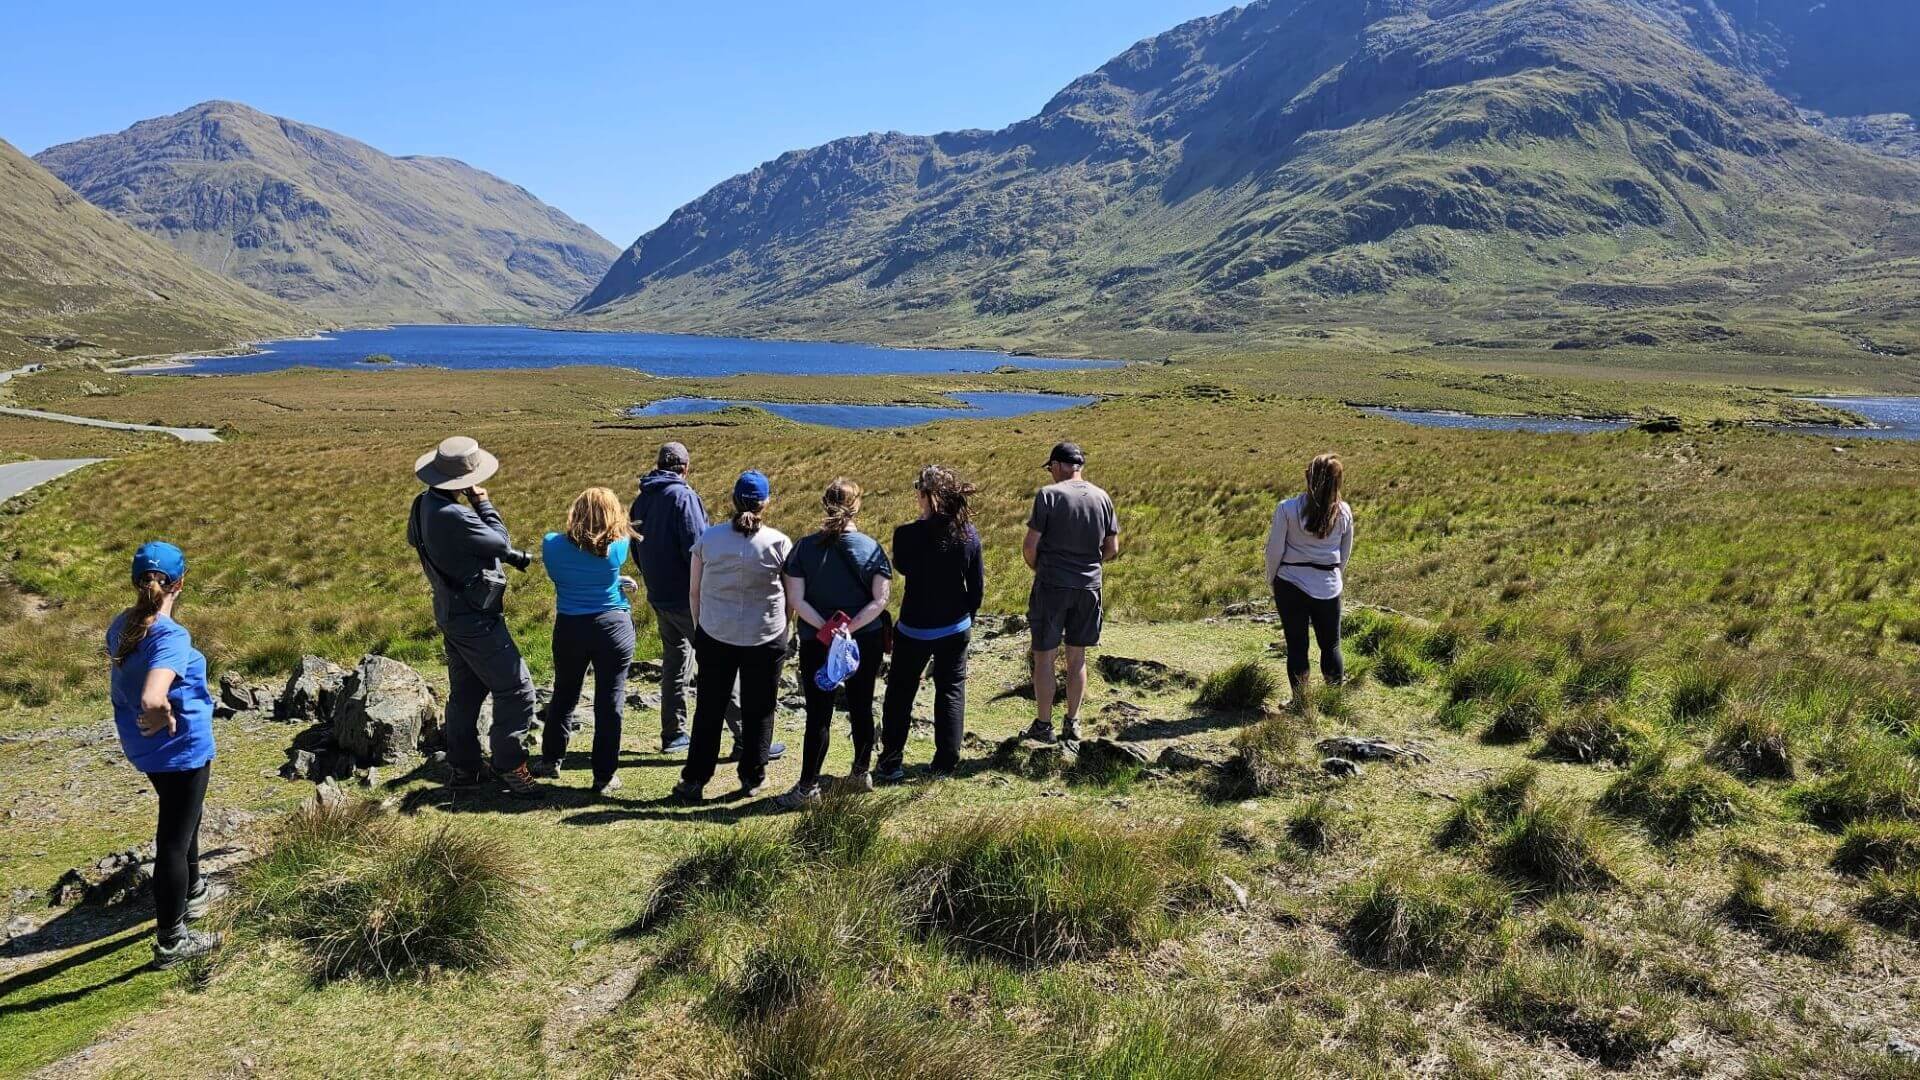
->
<box><xmin>1263</xmin><ymin>453</ymin><xmax>1353</xmax><ymax>697</ymax></box>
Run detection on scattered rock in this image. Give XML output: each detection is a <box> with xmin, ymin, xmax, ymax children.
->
<box><xmin>1095</xmin><ymin>655</ymin><xmax>1197</xmax><ymax>691</ymax></box>
<box><xmin>1074</xmin><ymin>737</ymin><xmax>1151</xmax><ymax>774</ymax></box>
<box><xmin>276</xmin><ymin>656</ymin><xmax>348</xmax><ymax>723</ymax></box>
<box><xmin>1316</xmin><ymin>736</ymin><xmax>1430</xmax><ymax>765</ymax></box>
<box><xmin>333</xmin><ymin>655</ymin><xmax>442</xmax><ymax>765</ymax></box>
<box><xmin>307</xmin><ymin>778</ymin><xmax>347</xmax><ymax>812</ymax></box>
<box><xmin>629</xmin><ymin>658</ymin><xmax>664</xmax><ymax>680</ymax></box>
<box><xmin>991</xmin><ymin>734</ymin><xmax>1074</xmax><ymax>779</ymax></box>
<box><xmin>1100</xmin><ymin>700</ymin><xmax>1147</xmax><ymax>721</ymax></box>
<box><xmin>625</xmin><ymin>690</ymin><xmax>663</xmax><ymax>711</ymax></box>
<box><xmin>1890</xmin><ymin>1038</ymin><xmax>1920</xmax><ymax>1062</ymax></box>
<box><xmin>48</xmin><ymin>845</ymin><xmax>155</xmax><ymax>907</ymax></box>
<box><xmin>216</xmin><ymin>672</ymin><xmax>275</xmax><ymax>717</ymax></box>
<box><xmin>1219</xmin><ymin>873</ymin><xmax>1252</xmax><ymax>910</ymax></box>
<box><xmin>1321</xmin><ymin>757</ymin><xmax>1363</xmax><ymax>779</ymax></box>
<box><xmin>1222</xmin><ymin>600</ymin><xmax>1271</xmax><ymax>618</ymax></box>
<box><xmin>1156</xmin><ymin>741</ymin><xmax>1232</xmax><ymax>773</ymax></box>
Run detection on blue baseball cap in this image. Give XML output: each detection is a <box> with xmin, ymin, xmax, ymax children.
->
<box><xmin>733</xmin><ymin>470</ymin><xmax>771</xmax><ymax>504</ymax></box>
<box><xmin>131</xmin><ymin>541</ymin><xmax>187</xmax><ymax>584</ymax></box>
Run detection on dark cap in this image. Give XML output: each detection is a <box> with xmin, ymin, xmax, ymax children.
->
<box><xmin>1046</xmin><ymin>442</ymin><xmax>1086</xmax><ymax>467</ymax></box>
<box><xmin>656</xmin><ymin>441</ymin><xmax>690</xmax><ymax>470</ymax></box>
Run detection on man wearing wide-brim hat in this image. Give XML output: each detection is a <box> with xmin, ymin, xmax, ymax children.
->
<box><xmin>406</xmin><ymin>436</ymin><xmax>544</xmax><ymax>797</ymax></box>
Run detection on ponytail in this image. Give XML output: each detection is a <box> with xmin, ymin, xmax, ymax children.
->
<box><xmin>112</xmin><ymin>572</ymin><xmax>171</xmax><ymax>667</ymax></box>
<box><xmin>1302</xmin><ymin>453</ymin><xmax>1345</xmax><ymax>538</ymax></box>
<box><xmin>819</xmin><ymin>478</ymin><xmax>861</xmax><ymax>542</ymax></box>
<box><xmin>732</xmin><ymin>497</ymin><xmax>764</xmax><ymax>536</ymax></box>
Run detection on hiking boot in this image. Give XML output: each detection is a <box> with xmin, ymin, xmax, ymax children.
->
<box><xmin>1023</xmin><ymin>719</ymin><xmax>1056</xmax><ymax>744</ymax></box>
<box><xmin>498</xmin><ymin>763</ymin><xmax>547</xmax><ymax>799</ymax></box>
<box><xmin>737</xmin><ymin>780</ymin><xmax>768</xmax><ymax>799</ymax></box>
<box><xmin>840</xmin><ymin>771</ymin><xmax>875</xmax><ymax>794</ymax></box>
<box><xmin>444</xmin><ymin>763</ymin><xmax>493</xmax><ymax>788</ymax></box>
<box><xmin>668</xmin><ymin>781</ymin><xmax>705</xmax><ymax>806</ymax></box>
<box><xmin>185</xmin><ymin>878</ymin><xmax>226</xmax><ymax>922</ymax></box>
<box><xmin>152</xmin><ymin>926</ymin><xmax>221</xmax><ymax>970</ymax></box>
<box><xmin>527</xmin><ymin>756</ymin><xmax>562</xmax><ymax>779</ymax></box>
<box><xmin>773</xmin><ymin>785</ymin><xmax>822</xmax><ymax>811</ymax></box>
<box><xmin>661</xmin><ymin>733</ymin><xmax>691</xmax><ymax>753</ymax></box>
<box><xmin>592</xmin><ymin>774</ymin><xmax>624</xmax><ymax>795</ymax></box>
<box><xmin>873</xmin><ymin>765</ymin><xmax>910</xmax><ymax>786</ymax></box>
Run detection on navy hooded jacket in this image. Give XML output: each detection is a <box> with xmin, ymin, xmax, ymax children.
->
<box><xmin>630</xmin><ymin>469</ymin><xmax>708</xmax><ymax>612</ymax></box>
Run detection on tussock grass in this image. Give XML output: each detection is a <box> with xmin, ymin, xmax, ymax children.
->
<box><xmin>1480</xmin><ymin>956</ymin><xmax>1679</xmax><ymax>1067</ymax></box>
<box><xmin>1562</xmin><ymin>631</ymin><xmax>1644</xmax><ymax>704</ymax></box>
<box><xmin>1445</xmin><ymin>644</ymin><xmax>1558</xmax><ymax>741</ymax></box>
<box><xmin>1538</xmin><ymin>704</ymin><xmax>1650</xmax><ymax>765</ymax></box>
<box><xmin>1437</xmin><ymin>765</ymin><xmax>1539</xmax><ymax>849</ymax></box>
<box><xmin>1704</xmin><ymin>700</ymin><xmax>1797</xmax><ymax>779</ymax></box>
<box><xmin>1342</xmin><ymin>866</ymin><xmax>1513</xmax><ymax>970</ymax></box>
<box><xmin>1723</xmin><ymin>862</ymin><xmax>1855</xmax><ymax>960</ymax></box>
<box><xmin>1213</xmin><ymin>714</ymin><xmax>1304</xmax><ymax>800</ymax></box>
<box><xmin>789</xmin><ymin>789</ymin><xmax>911</xmax><ymax>865</ymax></box>
<box><xmin>1598</xmin><ymin>749</ymin><xmax>1752</xmax><ymax>841</ymax></box>
<box><xmin>1488</xmin><ymin>795</ymin><xmax>1626</xmax><ymax>895</ymax></box>
<box><xmin>1860</xmin><ymin>869</ymin><xmax>1920</xmax><ymax>936</ymax></box>
<box><xmin>1419</xmin><ymin>620</ymin><xmax>1472</xmax><ymax>667</ymax></box>
<box><xmin>238</xmin><ymin>799</ymin><xmax>531</xmax><ymax>980</ymax></box>
<box><xmin>1069</xmin><ymin>1011</ymin><xmax>1278</xmax><ymax>1080</ymax></box>
<box><xmin>632</xmin><ymin>828</ymin><xmax>794</xmax><ymax>933</ymax></box>
<box><xmin>734</xmin><ymin>990</ymin><xmax>1003</xmax><ymax>1080</ymax></box>
<box><xmin>1286</xmin><ymin>794</ymin><xmax>1351</xmax><ymax>852</ymax></box>
<box><xmin>1790</xmin><ymin>733</ymin><xmax>1920</xmax><ymax>829</ymax></box>
<box><xmin>1832</xmin><ymin>819</ymin><xmax>1920</xmax><ymax>876</ymax></box>
<box><xmin>730</xmin><ymin>872</ymin><xmax>905</xmax><ymax>1019</ymax></box>
<box><xmin>898</xmin><ymin>811</ymin><xmax>1226</xmax><ymax>963</ymax></box>
<box><xmin>1194</xmin><ymin>659</ymin><xmax>1282</xmax><ymax>714</ymax></box>
<box><xmin>1669</xmin><ymin>657</ymin><xmax>1740</xmax><ymax>723</ymax></box>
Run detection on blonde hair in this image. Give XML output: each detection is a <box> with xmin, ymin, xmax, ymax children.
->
<box><xmin>1302</xmin><ymin>453</ymin><xmax>1345</xmax><ymax>538</ymax></box>
<box><xmin>112</xmin><ymin>573</ymin><xmax>173</xmax><ymax>667</ymax></box>
<box><xmin>565</xmin><ymin>487</ymin><xmax>631</xmax><ymax>557</ymax></box>
<box><xmin>820</xmin><ymin>477</ymin><xmax>862</xmax><ymax>540</ymax></box>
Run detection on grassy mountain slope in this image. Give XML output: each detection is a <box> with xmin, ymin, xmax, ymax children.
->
<box><xmin>0</xmin><ymin>138</ymin><xmax>310</xmax><ymax>366</ymax></box>
<box><xmin>571</xmin><ymin>0</ymin><xmax>1920</xmax><ymax>354</ymax></box>
<box><xmin>36</xmin><ymin>102</ymin><xmax>619</xmax><ymax>324</ymax></box>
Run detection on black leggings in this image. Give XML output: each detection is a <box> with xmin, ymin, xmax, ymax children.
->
<box><xmin>1273</xmin><ymin>578</ymin><xmax>1343</xmax><ymax>687</ymax></box>
<box><xmin>681</xmin><ymin>630</ymin><xmax>787</xmax><ymax>790</ymax></box>
<box><xmin>150</xmin><ymin>763</ymin><xmax>210</xmax><ymax>941</ymax></box>
<box><xmin>796</xmin><ymin>625</ymin><xmax>885</xmax><ymax>788</ymax></box>
<box><xmin>543</xmin><ymin>610</ymin><xmax>637</xmax><ymax>783</ymax></box>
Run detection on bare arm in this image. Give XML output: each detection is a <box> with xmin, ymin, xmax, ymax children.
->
<box><xmin>1101</xmin><ymin>534</ymin><xmax>1120</xmax><ymax>562</ymax></box>
<box><xmin>1340</xmin><ymin>510</ymin><xmax>1354</xmax><ymax>571</ymax></box>
<box><xmin>1022</xmin><ymin>528</ymin><xmax>1041</xmax><ymax>571</ymax></box>
<box><xmin>688</xmin><ymin>552</ymin><xmax>704</xmax><ymax>631</ymax></box>
<box><xmin>847</xmin><ymin>574</ymin><xmax>891</xmax><ymax>633</ymax></box>
<box><xmin>785</xmin><ymin>574</ymin><xmax>827</xmax><ymax>630</ymax></box>
<box><xmin>137</xmin><ymin>668</ymin><xmax>177</xmax><ymax>736</ymax></box>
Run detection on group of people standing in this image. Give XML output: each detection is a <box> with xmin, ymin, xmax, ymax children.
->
<box><xmin>104</xmin><ymin>434</ymin><xmax>1352</xmax><ymax>968</ymax></box>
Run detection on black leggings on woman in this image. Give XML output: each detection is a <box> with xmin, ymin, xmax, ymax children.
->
<box><xmin>150</xmin><ymin>763</ymin><xmax>210</xmax><ymax>941</ymax></box>
<box><xmin>796</xmin><ymin>625</ymin><xmax>885</xmax><ymax>789</ymax></box>
<box><xmin>1273</xmin><ymin>577</ymin><xmax>1343</xmax><ymax>688</ymax></box>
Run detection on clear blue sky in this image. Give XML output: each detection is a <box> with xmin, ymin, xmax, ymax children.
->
<box><xmin>0</xmin><ymin>1</ymin><xmax>1230</xmax><ymax>247</ymax></box>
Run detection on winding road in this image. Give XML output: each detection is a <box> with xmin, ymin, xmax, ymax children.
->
<box><xmin>0</xmin><ymin>458</ymin><xmax>105</xmax><ymax>503</ymax></box>
<box><xmin>0</xmin><ymin>364</ymin><xmax>220</xmax><ymax>443</ymax></box>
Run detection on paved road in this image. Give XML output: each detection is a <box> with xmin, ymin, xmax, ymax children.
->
<box><xmin>0</xmin><ymin>458</ymin><xmax>105</xmax><ymax>503</ymax></box>
<box><xmin>0</xmin><ymin>364</ymin><xmax>221</xmax><ymax>442</ymax></box>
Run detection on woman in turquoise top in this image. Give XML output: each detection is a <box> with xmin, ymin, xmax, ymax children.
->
<box><xmin>531</xmin><ymin>487</ymin><xmax>638</xmax><ymax>793</ymax></box>
<box><xmin>106</xmin><ymin>541</ymin><xmax>222</xmax><ymax>969</ymax></box>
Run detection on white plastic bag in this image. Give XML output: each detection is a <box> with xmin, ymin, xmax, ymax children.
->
<box><xmin>814</xmin><ymin>628</ymin><xmax>861</xmax><ymax>691</ymax></box>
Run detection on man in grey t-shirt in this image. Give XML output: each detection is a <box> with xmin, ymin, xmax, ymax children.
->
<box><xmin>1022</xmin><ymin>442</ymin><xmax>1120</xmax><ymax>746</ymax></box>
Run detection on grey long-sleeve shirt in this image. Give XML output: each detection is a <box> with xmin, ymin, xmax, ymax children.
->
<box><xmin>409</xmin><ymin>489</ymin><xmax>516</xmax><ymax>624</ymax></box>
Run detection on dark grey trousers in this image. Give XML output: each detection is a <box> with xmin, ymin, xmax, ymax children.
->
<box><xmin>542</xmin><ymin>610</ymin><xmax>636</xmax><ymax>782</ymax></box>
<box><xmin>442</xmin><ymin>613</ymin><xmax>537</xmax><ymax>774</ymax></box>
<box><xmin>654</xmin><ymin>605</ymin><xmax>742</xmax><ymax>744</ymax></box>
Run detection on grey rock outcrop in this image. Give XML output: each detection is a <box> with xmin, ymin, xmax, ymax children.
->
<box><xmin>277</xmin><ymin>655</ymin><xmax>347</xmax><ymax>723</ymax></box>
<box><xmin>332</xmin><ymin>654</ymin><xmax>442</xmax><ymax>766</ymax></box>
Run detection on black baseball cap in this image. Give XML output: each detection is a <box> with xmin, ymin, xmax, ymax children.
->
<box><xmin>1047</xmin><ymin>442</ymin><xmax>1086</xmax><ymax>467</ymax></box>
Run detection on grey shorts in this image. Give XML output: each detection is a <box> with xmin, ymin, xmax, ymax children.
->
<box><xmin>1029</xmin><ymin>584</ymin><xmax>1103</xmax><ymax>651</ymax></box>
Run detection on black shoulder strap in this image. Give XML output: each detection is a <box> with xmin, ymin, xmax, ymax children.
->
<box><xmin>410</xmin><ymin>493</ymin><xmax>464</xmax><ymax>590</ymax></box>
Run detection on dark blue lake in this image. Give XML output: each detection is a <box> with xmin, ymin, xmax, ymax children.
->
<box><xmin>630</xmin><ymin>392</ymin><xmax>1094</xmax><ymax>429</ymax></box>
<box><xmin>1359</xmin><ymin>407</ymin><xmax>1629</xmax><ymax>434</ymax></box>
<box><xmin>1785</xmin><ymin>397</ymin><xmax>1920</xmax><ymax>440</ymax></box>
<box><xmin>152</xmin><ymin>325</ymin><xmax>1116</xmax><ymax>377</ymax></box>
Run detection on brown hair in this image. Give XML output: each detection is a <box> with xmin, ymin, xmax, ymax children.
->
<box><xmin>732</xmin><ymin>498</ymin><xmax>765</xmax><ymax>536</ymax></box>
<box><xmin>1302</xmin><ymin>453</ymin><xmax>1345</xmax><ymax>538</ymax></box>
<box><xmin>819</xmin><ymin>477</ymin><xmax>862</xmax><ymax>541</ymax></box>
<box><xmin>914</xmin><ymin>465</ymin><xmax>976</xmax><ymax>546</ymax></box>
<box><xmin>565</xmin><ymin>487</ymin><xmax>630</xmax><ymax>557</ymax></box>
<box><xmin>111</xmin><ymin>572</ymin><xmax>173</xmax><ymax>667</ymax></box>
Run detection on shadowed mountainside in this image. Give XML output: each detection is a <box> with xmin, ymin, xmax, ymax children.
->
<box><xmin>36</xmin><ymin>102</ymin><xmax>619</xmax><ymax>324</ymax></box>
<box><xmin>571</xmin><ymin>0</ymin><xmax>1920</xmax><ymax>354</ymax></box>
<box><xmin>0</xmin><ymin>137</ymin><xmax>311</xmax><ymax>366</ymax></box>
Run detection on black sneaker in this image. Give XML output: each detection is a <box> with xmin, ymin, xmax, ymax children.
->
<box><xmin>873</xmin><ymin>765</ymin><xmax>910</xmax><ymax>786</ymax></box>
<box><xmin>668</xmin><ymin>781</ymin><xmax>705</xmax><ymax>806</ymax></box>
<box><xmin>1059</xmin><ymin>720</ymin><xmax>1082</xmax><ymax>750</ymax></box>
<box><xmin>527</xmin><ymin>756</ymin><xmax>562</xmax><ymax>779</ymax></box>
<box><xmin>185</xmin><ymin>878</ymin><xmax>226</xmax><ymax>922</ymax></box>
<box><xmin>445</xmin><ymin>763</ymin><xmax>493</xmax><ymax>788</ymax></box>
<box><xmin>152</xmin><ymin>927</ymin><xmax>221</xmax><ymax>970</ymax></box>
<box><xmin>1024</xmin><ymin>719</ymin><xmax>1056</xmax><ymax>744</ymax></box>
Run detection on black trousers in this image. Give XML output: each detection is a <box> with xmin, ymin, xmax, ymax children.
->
<box><xmin>542</xmin><ymin>610</ymin><xmax>636</xmax><ymax>783</ymax></box>
<box><xmin>681</xmin><ymin>629</ymin><xmax>786</xmax><ymax>790</ymax></box>
<box><xmin>441</xmin><ymin>613</ymin><xmax>537</xmax><ymax>774</ymax></box>
<box><xmin>149</xmin><ymin>763</ymin><xmax>210</xmax><ymax>942</ymax></box>
<box><xmin>796</xmin><ymin>625</ymin><xmax>885</xmax><ymax>788</ymax></box>
<box><xmin>880</xmin><ymin>630</ymin><xmax>970</xmax><ymax>773</ymax></box>
<box><xmin>1273</xmin><ymin>578</ymin><xmax>1343</xmax><ymax>687</ymax></box>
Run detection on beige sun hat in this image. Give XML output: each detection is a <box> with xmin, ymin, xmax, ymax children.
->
<box><xmin>414</xmin><ymin>436</ymin><xmax>500</xmax><ymax>489</ymax></box>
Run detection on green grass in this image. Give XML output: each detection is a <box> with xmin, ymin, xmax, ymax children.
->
<box><xmin>1342</xmin><ymin>866</ymin><xmax>1513</xmax><ymax>970</ymax></box>
<box><xmin>1791</xmin><ymin>733</ymin><xmax>1920</xmax><ymax>829</ymax></box>
<box><xmin>1723</xmin><ymin>862</ymin><xmax>1856</xmax><ymax>960</ymax></box>
<box><xmin>1488</xmin><ymin>794</ymin><xmax>1627</xmax><ymax>895</ymax></box>
<box><xmin>1861</xmin><ymin>869</ymin><xmax>1920</xmax><ymax>937</ymax></box>
<box><xmin>1598</xmin><ymin>749</ymin><xmax>1752</xmax><ymax>841</ymax></box>
<box><xmin>1833</xmin><ymin>819</ymin><xmax>1920</xmax><ymax>876</ymax></box>
<box><xmin>1437</xmin><ymin>765</ymin><xmax>1539</xmax><ymax>849</ymax></box>
<box><xmin>1538</xmin><ymin>704</ymin><xmax>1651</xmax><ymax>765</ymax></box>
<box><xmin>1480</xmin><ymin>955</ymin><xmax>1679</xmax><ymax>1067</ymax></box>
<box><xmin>1193</xmin><ymin>659</ymin><xmax>1282</xmax><ymax>713</ymax></box>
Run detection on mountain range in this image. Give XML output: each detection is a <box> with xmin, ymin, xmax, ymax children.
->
<box><xmin>569</xmin><ymin>0</ymin><xmax>1920</xmax><ymax>354</ymax></box>
<box><xmin>35</xmin><ymin>102</ymin><xmax>617</xmax><ymax>324</ymax></box>
<box><xmin>0</xmin><ymin>137</ymin><xmax>311</xmax><ymax>366</ymax></box>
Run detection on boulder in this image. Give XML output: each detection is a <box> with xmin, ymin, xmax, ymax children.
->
<box><xmin>1316</xmin><ymin>735</ymin><xmax>1431</xmax><ymax>765</ymax></box>
<box><xmin>332</xmin><ymin>655</ymin><xmax>441</xmax><ymax>766</ymax></box>
<box><xmin>629</xmin><ymin>658</ymin><xmax>665</xmax><ymax>680</ymax></box>
<box><xmin>1075</xmin><ymin>737</ymin><xmax>1152</xmax><ymax>773</ymax></box>
<box><xmin>1156</xmin><ymin>741</ymin><xmax>1233</xmax><ymax>773</ymax></box>
<box><xmin>1095</xmin><ymin>655</ymin><xmax>1197</xmax><ymax>691</ymax></box>
<box><xmin>216</xmin><ymin>672</ymin><xmax>275</xmax><ymax>717</ymax></box>
<box><xmin>276</xmin><ymin>656</ymin><xmax>348</xmax><ymax>723</ymax></box>
<box><xmin>1321</xmin><ymin>757</ymin><xmax>1363</xmax><ymax>779</ymax></box>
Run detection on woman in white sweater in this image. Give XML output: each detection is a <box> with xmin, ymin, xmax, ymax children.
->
<box><xmin>1263</xmin><ymin>453</ymin><xmax>1354</xmax><ymax>696</ymax></box>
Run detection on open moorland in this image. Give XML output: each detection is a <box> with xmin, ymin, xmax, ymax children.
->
<box><xmin>4</xmin><ymin>340</ymin><xmax>1920</xmax><ymax>1079</ymax></box>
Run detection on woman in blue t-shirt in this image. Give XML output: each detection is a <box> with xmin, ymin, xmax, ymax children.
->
<box><xmin>106</xmin><ymin>541</ymin><xmax>221</xmax><ymax>969</ymax></box>
<box><xmin>531</xmin><ymin>487</ymin><xmax>638</xmax><ymax>793</ymax></box>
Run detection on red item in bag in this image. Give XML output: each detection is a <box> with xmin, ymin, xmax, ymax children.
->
<box><xmin>816</xmin><ymin>611</ymin><xmax>852</xmax><ymax>645</ymax></box>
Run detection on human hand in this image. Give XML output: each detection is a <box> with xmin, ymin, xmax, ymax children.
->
<box><xmin>137</xmin><ymin>704</ymin><xmax>176</xmax><ymax>737</ymax></box>
<box><xmin>466</xmin><ymin>486</ymin><xmax>489</xmax><ymax>503</ymax></box>
<box><xmin>619</xmin><ymin>575</ymin><xmax>639</xmax><ymax>594</ymax></box>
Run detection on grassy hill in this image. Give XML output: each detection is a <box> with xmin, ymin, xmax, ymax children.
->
<box><xmin>570</xmin><ymin>0</ymin><xmax>1920</xmax><ymax>357</ymax></box>
<box><xmin>35</xmin><ymin>101</ymin><xmax>619</xmax><ymax>325</ymax></box>
<box><xmin>0</xmin><ymin>138</ymin><xmax>311</xmax><ymax>368</ymax></box>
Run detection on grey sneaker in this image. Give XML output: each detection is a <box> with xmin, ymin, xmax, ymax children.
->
<box><xmin>840</xmin><ymin>771</ymin><xmax>875</xmax><ymax>794</ymax></box>
<box><xmin>1059</xmin><ymin>719</ymin><xmax>1082</xmax><ymax>749</ymax></box>
<box><xmin>527</xmin><ymin>757</ymin><xmax>562</xmax><ymax>779</ymax></box>
<box><xmin>1024</xmin><ymin>719</ymin><xmax>1056</xmax><ymax>744</ymax></box>
<box><xmin>592</xmin><ymin>774</ymin><xmax>624</xmax><ymax>795</ymax></box>
<box><xmin>773</xmin><ymin>785</ymin><xmax>823</xmax><ymax>811</ymax></box>
<box><xmin>152</xmin><ymin>926</ymin><xmax>221</xmax><ymax>970</ymax></box>
<box><xmin>185</xmin><ymin>878</ymin><xmax>226</xmax><ymax>922</ymax></box>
